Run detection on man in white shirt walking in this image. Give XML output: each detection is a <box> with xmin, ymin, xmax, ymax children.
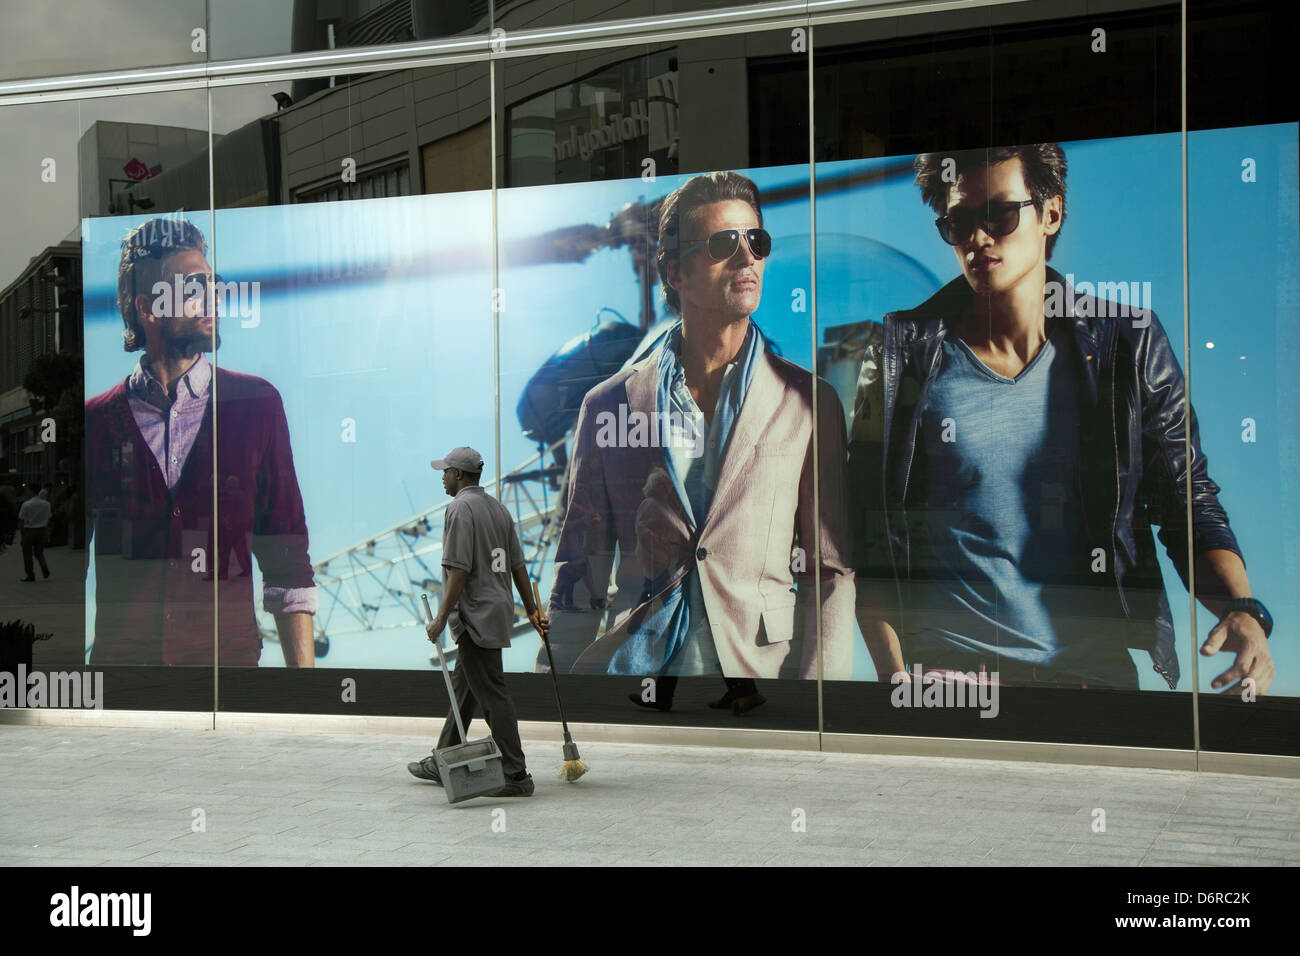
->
<box><xmin>18</xmin><ymin>483</ymin><xmax>52</xmax><ymax>582</ymax></box>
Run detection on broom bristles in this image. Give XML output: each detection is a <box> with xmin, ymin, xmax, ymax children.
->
<box><xmin>557</xmin><ymin>758</ymin><xmax>589</xmax><ymax>782</ymax></box>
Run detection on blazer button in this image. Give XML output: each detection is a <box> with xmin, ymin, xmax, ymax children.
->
<box><xmin>696</xmin><ymin>547</ymin><xmax>708</xmax><ymax>561</ymax></box>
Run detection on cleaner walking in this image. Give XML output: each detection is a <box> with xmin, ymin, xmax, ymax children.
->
<box><xmin>408</xmin><ymin>447</ymin><xmax>548</xmax><ymax>797</ymax></box>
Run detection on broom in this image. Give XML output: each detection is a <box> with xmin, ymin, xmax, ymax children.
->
<box><xmin>532</xmin><ymin>580</ymin><xmax>589</xmax><ymax>782</ymax></box>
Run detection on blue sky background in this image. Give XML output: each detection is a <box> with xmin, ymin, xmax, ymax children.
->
<box><xmin>82</xmin><ymin>124</ymin><xmax>1299</xmax><ymax>697</ymax></box>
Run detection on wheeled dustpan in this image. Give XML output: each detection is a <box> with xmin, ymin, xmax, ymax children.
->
<box><xmin>421</xmin><ymin>594</ymin><xmax>505</xmax><ymax>803</ymax></box>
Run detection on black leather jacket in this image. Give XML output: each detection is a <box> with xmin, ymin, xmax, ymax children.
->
<box><xmin>848</xmin><ymin>268</ymin><xmax>1242</xmax><ymax>687</ymax></box>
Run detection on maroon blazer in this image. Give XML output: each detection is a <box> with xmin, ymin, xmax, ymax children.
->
<box><xmin>85</xmin><ymin>367</ymin><xmax>314</xmax><ymax>665</ymax></box>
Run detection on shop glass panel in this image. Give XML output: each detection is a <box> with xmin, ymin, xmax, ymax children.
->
<box><xmin>206</xmin><ymin>65</ymin><xmax>495</xmax><ymax>716</ymax></box>
<box><xmin>0</xmin><ymin>90</ymin><xmax>217</xmax><ymax>711</ymax></box>
<box><xmin>1187</xmin><ymin>0</ymin><xmax>1300</xmax><ymax>757</ymax></box>
<box><xmin>497</xmin><ymin>32</ymin><xmax>825</xmax><ymax>734</ymax></box>
<box><xmin>821</xmin><ymin>0</ymin><xmax>1195</xmax><ymax>750</ymax></box>
<box><xmin>0</xmin><ymin>0</ymin><xmax>208</xmax><ymax>81</ymax></box>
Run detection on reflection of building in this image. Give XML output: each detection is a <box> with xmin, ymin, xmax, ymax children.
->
<box><xmin>113</xmin><ymin>118</ymin><xmax>278</xmax><ymax>211</ymax></box>
<box><xmin>275</xmin><ymin>67</ymin><xmax>481</xmax><ymax>200</ymax></box>
<box><xmin>78</xmin><ymin>121</ymin><xmax>214</xmax><ymax>218</ymax></box>
<box><xmin>116</xmin><ymin>68</ymin><xmax>492</xmax><ymax>206</ymax></box>
<box><xmin>289</xmin><ymin>0</ymin><xmax>489</xmax><ymax>61</ymax></box>
<box><xmin>0</xmin><ymin>239</ymin><xmax>82</xmax><ymax>485</ymax></box>
<box><xmin>507</xmin><ymin>49</ymin><xmax>679</xmax><ymax>185</ymax></box>
<box><xmin>495</xmin><ymin>32</ymin><xmax>810</xmax><ymax>186</ymax></box>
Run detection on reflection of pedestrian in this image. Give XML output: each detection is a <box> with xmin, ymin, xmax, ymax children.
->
<box><xmin>18</xmin><ymin>484</ymin><xmax>52</xmax><ymax>582</ymax></box>
<box><xmin>408</xmin><ymin>447</ymin><xmax>551</xmax><ymax>798</ymax></box>
<box><xmin>551</xmin><ymin>497</ymin><xmax>607</xmax><ymax>611</ymax></box>
<box><xmin>66</xmin><ymin>484</ymin><xmax>85</xmax><ymax>551</ymax></box>
<box><xmin>627</xmin><ymin>467</ymin><xmax>766</xmax><ymax>713</ymax></box>
<box><xmin>633</xmin><ymin>468</ymin><xmax>682</xmax><ymax>582</ymax></box>
<box><xmin>0</xmin><ymin>486</ymin><xmax>17</xmax><ymax>554</ymax></box>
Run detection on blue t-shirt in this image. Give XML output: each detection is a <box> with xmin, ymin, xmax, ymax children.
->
<box><xmin>907</xmin><ymin>323</ymin><xmax>1135</xmax><ymax>683</ymax></box>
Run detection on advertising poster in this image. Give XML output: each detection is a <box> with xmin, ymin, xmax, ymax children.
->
<box><xmin>80</xmin><ymin>124</ymin><xmax>1297</xmax><ymax>700</ymax></box>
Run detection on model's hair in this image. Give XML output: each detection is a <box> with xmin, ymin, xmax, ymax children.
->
<box><xmin>914</xmin><ymin>144</ymin><xmax>1067</xmax><ymax>259</ymax></box>
<box><xmin>656</xmin><ymin>171</ymin><xmax>764</xmax><ymax>315</ymax></box>
<box><xmin>457</xmin><ymin>468</ymin><xmax>482</xmax><ymax>484</ymax></box>
<box><xmin>117</xmin><ymin>217</ymin><xmax>208</xmax><ymax>352</ymax></box>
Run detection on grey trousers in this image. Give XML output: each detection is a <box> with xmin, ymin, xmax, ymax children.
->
<box><xmin>436</xmin><ymin>634</ymin><xmax>527</xmax><ymax>777</ymax></box>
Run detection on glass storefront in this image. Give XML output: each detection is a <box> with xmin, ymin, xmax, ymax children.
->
<box><xmin>1</xmin><ymin>0</ymin><xmax>1294</xmax><ymax>758</ymax></box>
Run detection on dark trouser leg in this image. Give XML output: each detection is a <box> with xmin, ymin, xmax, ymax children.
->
<box><xmin>451</xmin><ymin>637</ymin><xmax>527</xmax><ymax>777</ymax></box>
<box><xmin>20</xmin><ymin>530</ymin><xmax>42</xmax><ymax>577</ymax></box>
<box><xmin>651</xmin><ymin>674</ymin><xmax>678</xmax><ymax>704</ymax></box>
<box><xmin>724</xmin><ymin>677</ymin><xmax>757</xmax><ymax>697</ymax></box>
<box><xmin>33</xmin><ymin>534</ymin><xmax>48</xmax><ymax>576</ymax></box>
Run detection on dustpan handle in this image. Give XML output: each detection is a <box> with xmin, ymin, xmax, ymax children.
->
<box><xmin>421</xmin><ymin>593</ymin><xmax>468</xmax><ymax>743</ymax></box>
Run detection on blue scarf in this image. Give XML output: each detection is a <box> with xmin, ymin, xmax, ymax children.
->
<box><xmin>607</xmin><ymin>319</ymin><xmax>763</xmax><ymax>675</ymax></box>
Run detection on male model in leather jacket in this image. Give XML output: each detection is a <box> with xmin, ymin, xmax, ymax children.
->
<box><xmin>849</xmin><ymin>143</ymin><xmax>1275</xmax><ymax>693</ymax></box>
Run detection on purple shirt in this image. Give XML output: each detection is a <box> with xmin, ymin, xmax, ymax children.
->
<box><xmin>126</xmin><ymin>354</ymin><xmax>316</xmax><ymax>616</ymax></box>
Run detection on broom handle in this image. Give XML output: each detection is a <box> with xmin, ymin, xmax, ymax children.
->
<box><xmin>531</xmin><ymin>580</ymin><xmax>573</xmax><ymax>739</ymax></box>
<box><xmin>422</xmin><ymin>593</ymin><xmax>468</xmax><ymax>743</ymax></box>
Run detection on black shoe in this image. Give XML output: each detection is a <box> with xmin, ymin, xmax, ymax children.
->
<box><xmin>490</xmin><ymin>772</ymin><xmax>535</xmax><ymax>798</ymax></box>
<box><xmin>708</xmin><ymin>691</ymin><xmax>736</xmax><ymax>709</ymax></box>
<box><xmin>407</xmin><ymin>755</ymin><xmax>443</xmax><ymax>785</ymax></box>
<box><xmin>627</xmin><ymin>692</ymin><xmax>672</xmax><ymax>712</ymax></box>
<box><xmin>731</xmin><ymin>693</ymin><xmax>767</xmax><ymax>715</ymax></box>
<box><xmin>41</xmin><ymin>570</ymin><xmax>50</xmax><ymax>579</ymax></box>
<box><xmin>19</xmin><ymin>576</ymin><xmax>35</xmax><ymax>583</ymax></box>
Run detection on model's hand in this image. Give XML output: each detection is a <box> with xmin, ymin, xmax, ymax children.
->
<box><xmin>1202</xmin><ymin>612</ymin><xmax>1274</xmax><ymax>696</ymax></box>
<box><xmin>425</xmin><ymin>615</ymin><xmax>446</xmax><ymax>644</ymax></box>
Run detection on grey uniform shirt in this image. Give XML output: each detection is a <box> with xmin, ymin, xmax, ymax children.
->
<box><xmin>442</xmin><ymin>485</ymin><xmax>526</xmax><ymax>649</ymax></box>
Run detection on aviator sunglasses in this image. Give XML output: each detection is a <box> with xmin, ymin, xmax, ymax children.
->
<box><xmin>680</xmin><ymin>227</ymin><xmax>772</xmax><ymax>261</ymax></box>
<box><xmin>935</xmin><ymin>199</ymin><xmax>1037</xmax><ymax>245</ymax></box>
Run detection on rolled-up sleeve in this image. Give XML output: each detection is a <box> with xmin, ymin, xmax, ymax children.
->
<box><xmin>263</xmin><ymin>585</ymin><xmax>318</xmax><ymax>615</ymax></box>
<box><xmin>442</xmin><ymin>504</ymin><xmax>473</xmax><ymax>572</ymax></box>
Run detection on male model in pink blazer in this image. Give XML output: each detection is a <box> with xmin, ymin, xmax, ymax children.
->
<box><xmin>539</xmin><ymin>172</ymin><xmax>855</xmax><ymax>688</ymax></box>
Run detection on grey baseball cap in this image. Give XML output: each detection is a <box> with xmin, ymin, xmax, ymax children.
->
<box><xmin>430</xmin><ymin>446</ymin><xmax>484</xmax><ymax>473</ymax></box>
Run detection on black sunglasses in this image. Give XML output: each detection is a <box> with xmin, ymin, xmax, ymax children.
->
<box><xmin>935</xmin><ymin>199</ymin><xmax>1037</xmax><ymax>245</ymax></box>
<box><xmin>681</xmin><ymin>227</ymin><xmax>772</xmax><ymax>261</ymax></box>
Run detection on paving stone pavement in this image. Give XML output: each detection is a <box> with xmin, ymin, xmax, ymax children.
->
<box><xmin>1</xmin><ymin>725</ymin><xmax>1296</xmax><ymax>866</ymax></box>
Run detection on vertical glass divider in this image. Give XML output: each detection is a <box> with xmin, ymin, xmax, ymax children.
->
<box><xmin>208</xmin><ymin>83</ymin><xmax>220</xmax><ymax>722</ymax></box>
<box><xmin>491</xmin><ymin>59</ymin><xmax>501</xmax><ymax>496</ymax></box>
<box><xmin>1180</xmin><ymin>0</ymin><xmax>1201</xmax><ymax>761</ymax></box>
<box><xmin>807</xmin><ymin>21</ymin><xmax>824</xmax><ymax>748</ymax></box>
